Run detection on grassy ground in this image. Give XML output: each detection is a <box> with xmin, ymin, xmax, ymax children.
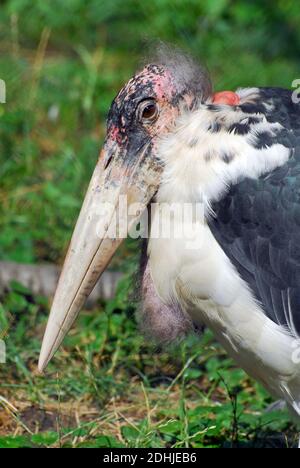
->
<box><xmin>0</xmin><ymin>278</ymin><xmax>297</xmax><ymax>448</ymax></box>
<box><xmin>1</xmin><ymin>1</ymin><xmax>300</xmax><ymax>448</ymax></box>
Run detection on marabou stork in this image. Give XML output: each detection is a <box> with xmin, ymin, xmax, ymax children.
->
<box><xmin>39</xmin><ymin>47</ymin><xmax>300</xmax><ymax>437</ymax></box>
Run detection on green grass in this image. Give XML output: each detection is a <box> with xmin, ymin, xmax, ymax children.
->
<box><xmin>1</xmin><ymin>1</ymin><xmax>300</xmax><ymax>264</ymax></box>
<box><xmin>0</xmin><ymin>279</ymin><xmax>297</xmax><ymax>448</ymax></box>
<box><xmin>1</xmin><ymin>0</ymin><xmax>300</xmax><ymax>448</ymax></box>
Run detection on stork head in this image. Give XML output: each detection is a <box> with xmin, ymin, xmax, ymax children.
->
<box><xmin>39</xmin><ymin>51</ymin><xmax>212</xmax><ymax>371</ymax></box>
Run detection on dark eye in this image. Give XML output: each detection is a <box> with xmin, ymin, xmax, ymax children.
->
<box><xmin>138</xmin><ymin>100</ymin><xmax>159</xmax><ymax>123</ymax></box>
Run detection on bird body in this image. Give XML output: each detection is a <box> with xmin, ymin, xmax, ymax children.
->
<box><xmin>146</xmin><ymin>86</ymin><xmax>300</xmax><ymax>417</ymax></box>
<box><xmin>39</xmin><ymin>47</ymin><xmax>300</xmax><ymax>435</ymax></box>
<box><xmin>149</xmin><ymin>190</ymin><xmax>300</xmax><ymax>415</ymax></box>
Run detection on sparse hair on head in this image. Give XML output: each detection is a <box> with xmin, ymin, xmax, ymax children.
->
<box><xmin>141</xmin><ymin>41</ymin><xmax>212</xmax><ymax>102</ymax></box>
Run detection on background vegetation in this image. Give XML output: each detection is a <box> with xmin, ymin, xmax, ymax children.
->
<box><xmin>0</xmin><ymin>0</ymin><xmax>300</xmax><ymax>447</ymax></box>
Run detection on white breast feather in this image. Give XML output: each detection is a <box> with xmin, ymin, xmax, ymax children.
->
<box><xmin>158</xmin><ymin>106</ymin><xmax>290</xmax><ymax>208</ymax></box>
<box><xmin>148</xmin><ymin>98</ymin><xmax>300</xmax><ymax>414</ymax></box>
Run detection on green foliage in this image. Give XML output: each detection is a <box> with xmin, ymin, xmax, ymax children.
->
<box><xmin>0</xmin><ymin>282</ymin><xmax>297</xmax><ymax>448</ymax></box>
<box><xmin>0</xmin><ymin>0</ymin><xmax>300</xmax><ymax>448</ymax></box>
<box><xmin>0</xmin><ymin>0</ymin><xmax>300</xmax><ymax>262</ymax></box>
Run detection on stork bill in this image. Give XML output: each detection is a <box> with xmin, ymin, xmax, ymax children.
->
<box><xmin>39</xmin><ymin>48</ymin><xmax>300</xmax><ymax>426</ymax></box>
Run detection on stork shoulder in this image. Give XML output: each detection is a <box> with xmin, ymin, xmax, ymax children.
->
<box><xmin>158</xmin><ymin>87</ymin><xmax>296</xmax><ymax>207</ymax></box>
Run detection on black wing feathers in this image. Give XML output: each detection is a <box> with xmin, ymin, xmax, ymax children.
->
<box><xmin>209</xmin><ymin>88</ymin><xmax>300</xmax><ymax>335</ymax></box>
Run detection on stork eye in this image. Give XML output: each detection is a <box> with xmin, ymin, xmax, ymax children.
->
<box><xmin>138</xmin><ymin>100</ymin><xmax>159</xmax><ymax>123</ymax></box>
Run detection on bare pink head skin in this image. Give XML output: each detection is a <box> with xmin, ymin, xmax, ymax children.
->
<box><xmin>103</xmin><ymin>55</ymin><xmax>212</xmax><ymax>166</ymax></box>
<box><xmin>38</xmin><ymin>51</ymin><xmax>212</xmax><ymax>372</ymax></box>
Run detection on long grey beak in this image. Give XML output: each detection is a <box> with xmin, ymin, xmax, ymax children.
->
<box><xmin>39</xmin><ymin>141</ymin><xmax>161</xmax><ymax>372</ymax></box>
